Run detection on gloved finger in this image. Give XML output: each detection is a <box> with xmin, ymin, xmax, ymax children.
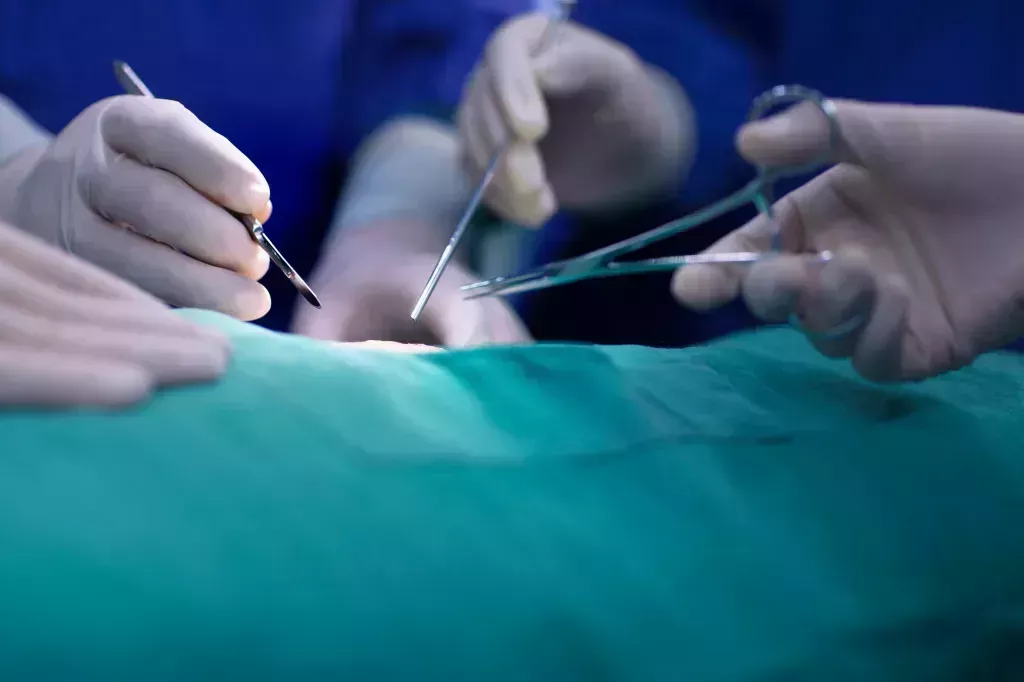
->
<box><xmin>476</xmin><ymin>302</ymin><xmax>534</xmax><ymax>346</ymax></box>
<box><xmin>671</xmin><ymin>212</ymin><xmax>779</xmax><ymax>311</ymax></box>
<box><xmin>741</xmin><ymin>254</ymin><xmax>814</xmax><ymax>323</ymax></box>
<box><xmin>793</xmin><ymin>248</ymin><xmax>876</xmax><ymax>360</ymax></box>
<box><xmin>462</xmin><ymin>59</ymin><xmax>554</xmax><ymax>226</ymax></box>
<box><xmin>0</xmin><ymin>265</ymin><xmax>228</xmax><ymax>342</ymax></box>
<box><xmin>101</xmin><ymin>97</ymin><xmax>270</xmax><ymax>217</ymax></box>
<box><xmin>736</xmin><ymin>98</ymin><xmax>898</xmax><ymax>170</ymax></box>
<box><xmin>419</xmin><ymin>298</ymin><xmax>479</xmax><ymax>348</ymax></box>
<box><xmin>200</xmin><ymin>191</ymin><xmax>273</xmax><ymax>226</ymax></box>
<box><xmin>493</xmin><ymin>141</ymin><xmax>556</xmax><ymax>227</ymax></box>
<box><xmin>457</xmin><ymin>80</ymin><xmax>493</xmax><ymax>175</ymax></box>
<box><xmin>473</xmin><ymin>77</ymin><xmax>552</xmax><ymax>222</ymax></box>
<box><xmin>850</xmin><ymin>273</ymin><xmax>914</xmax><ymax>382</ymax></box>
<box><xmin>89</xmin><ymin>153</ymin><xmax>268</xmax><ymax>278</ymax></box>
<box><xmin>476</xmin><ymin>77</ymin><xmax>513</xmax><ymax>158</ymax></box>
<box><xmin>420</xmin><ymin>266</ymin><xmax>532</xmax><ymax>347</ymax></box>
<box><xmin>0</xmin><ymin>345</ymin><xmax>152</xmax><ymax>409</ymax></box>
<box><xmin>73</xmin><ymin>217</ymin><xmax>272</xmax><ymax>320</ymax></box>
<box><xmin>428</xmin><ymin>297</ymin><xmax>533</xmax><ymax>348</ymax></box>
<box><xmin>485</xmin><ymin>13</ymin><xmax>549</xmax><ymax>141</ymax></box>
<box><xmin>0</xmin><ymin>219</ymin><xmax>161</xmax><ymax>306</ymax></box>
<box><xmin>0</xmin><ymin>304</ymin><xmax>230</xmax><ymax>386</ymax></box>
<box><xmin>476</xmin><ymin>79</ymin><xmax>550</xmax><ymax>205</ymax></box>
<box><xmin>533</xmin><ymin>32</ymin><xmax>638</xmax><ymax>97</ymax></box>
<box><xmin>253</xmin><ymin>198</ymin><xmax>273</xmax><ymax>225</ymax></box>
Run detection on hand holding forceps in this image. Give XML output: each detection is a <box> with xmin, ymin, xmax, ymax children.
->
<box><xmin>461</xmin><ymin>85</ymin><xmax>842</xmax><ymax>300</ymax></box>
<box><xmin>410</xmin><ymin>0</ymin><xmax>576</xmax><ymax>320</ymax></box>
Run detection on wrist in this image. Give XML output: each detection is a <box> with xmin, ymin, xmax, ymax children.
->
<box><xmin>325</xmin><ymin>117</ymin><xmax>470</xmax><ymax>256</ymax></box>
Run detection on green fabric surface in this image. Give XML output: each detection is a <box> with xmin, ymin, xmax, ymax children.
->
<box><xmin>2</xmin><ymin>310</ymin><xmax>1024</xmax><ymax>680</ymax></box>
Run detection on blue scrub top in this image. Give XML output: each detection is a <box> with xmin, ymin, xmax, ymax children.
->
<box><xmin>0</xmin><ymin>0</ymin><xmax>526</xmax><ymax>330</ymax></box>
<box><xmin>522</xmin><ymin>0</ymin><xmax>1024</xmax><ymax>349</ymax></box>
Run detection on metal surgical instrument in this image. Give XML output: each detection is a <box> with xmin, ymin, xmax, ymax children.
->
<box><xmin>461</xmin><ymin>85</ymin><xmax>842</xmax><ymax>299</ymax></box>
<box><xmin>409</xmin><ymin>0</ymin><xmax>576</xmax><ymax>320</ymax></box>
<box><xmin>113</xmin><ymin>60</ymin><xmax>322</xmax><ymax>309</ymax></box>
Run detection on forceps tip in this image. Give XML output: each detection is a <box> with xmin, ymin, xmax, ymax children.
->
<box><xmin>409</xmin><ymin>298</ymin><xmax>428</xmax><ymax>321</ymax></box>
<box><xmin>411</xmin><ymin>276</ymin><xmax>440</xmax><ymax>319</ymax></box>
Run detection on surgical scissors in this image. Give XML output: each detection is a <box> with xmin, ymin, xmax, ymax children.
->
<box><xmin>113</xmin><ymin>60</ymin><xmax>322</xmax><ymax>309</ymax></box>
<box><xmin>410</xmin><ymin>0</ymin><xmax>577</xmax><ymax>320</ymax></box>
<box><xmin>461</xmin><ymin>85</ymin><xmax>842</xmax><ymax>299</ymax></box>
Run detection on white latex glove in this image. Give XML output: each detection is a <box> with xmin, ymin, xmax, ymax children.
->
<box><xmin>291</xmin><ymin>222</ymin><xmax>532</xmax><ymax>347</ymax></box>
<box><xmin>0</xmin><ymin>219</ymin><xmax>230</xmax><ymax>409</ymax></box>
<box><xmin>0</xmin><ymin>96</ymin><xmax>273</xmax><ymax>320</ymax></box>
<box><xmin>457</xmin><ymin>12</ymin><xmax>694</xmax><ymax>227</ymax></box>
<box><xmin>673</xmin><ymin>100</ymin><xmax>1024</xmax><ymax>382</ymax></box>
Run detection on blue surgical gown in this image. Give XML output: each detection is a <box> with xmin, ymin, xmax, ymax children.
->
<box><xmin>522</xmin><ymin>0</ymin><xmax>1024</xmax><ymax>349</ymax></box>
<box><xmin>0</xmin><ymin>0</ymin><xmax>527</xmax><ymax>330</ymax></box>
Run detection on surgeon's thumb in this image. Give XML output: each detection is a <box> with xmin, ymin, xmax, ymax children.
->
<box><xmin>487</xmin><ymin>13</ymin><xmax>550</xmax><ymax>142</ymax></box>
<box><xmin>737</xmin><ymin>99</ymin><xmax>896</xmax><ymax>170</ymax></box>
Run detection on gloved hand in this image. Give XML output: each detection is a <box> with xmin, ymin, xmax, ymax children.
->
<box><xmin>291</xmin><ymin>221</ymin><xmax>532</xmax><ymax>347</ymax></box>
<box><xmin>672</xmin><ymin>100</ymin><xmax>1024</xmax><ymax>382</ymax></box>
<box><xmin>457</xmin><ymin>12</ymin><xmax>693</xmax><ymax>227</ymax></box>
<box><xmin>0</xmin><ymin>218</ymin><xmax>230</xmax><ymax>409</ymax></box>
<box><xmin>0</xmin><ymin>96</ymin><xmax>272</xmax><ymax>320</ymax></box>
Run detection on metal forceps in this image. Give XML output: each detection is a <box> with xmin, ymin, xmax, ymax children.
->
<box><xmin>461</xmin><ymin>85</ymin><xmax>842</xmax><ymax>300</ymax></box>
<box><xmin>410</xmin><ymin>0</ymin><xmax>576</xmax><ymax>320</ymax></box>
<box><xmin>112</xmin><ymin>60</ymin><xmax>322</xmax><ymax>309</ymax></box>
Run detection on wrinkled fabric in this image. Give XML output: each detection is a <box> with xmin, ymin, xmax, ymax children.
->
<box><xmin>1</xmin><ymin>311</ymin><xmax>1024</xmax><ymax>679</ymax></box>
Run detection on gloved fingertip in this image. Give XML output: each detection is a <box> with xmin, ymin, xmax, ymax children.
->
<box><xmin>735</xmin><ymin>114</ymin><xmax>796</xmax><ymax>165</ymax></box>
<box><xmin>193</xmin><ymin>324</ymin><xmax>233</xmax><ymax>348</ymax></box>
<box><xmin>149</xmin><ymin>338</ymin><xmax>232</xmax><ymax>385</ymax></box>
<box><xmin>231</xmin><ymin>283</ymin><xmax>272</xmax><ymax>322</ymax></box>
<box><xmin>253</xmin><ymin>199</ymin><xmax>273</xmax><ymax>224</ymax></box>
<box><xmin>508</xmin><ymin>96</ymin><xmax>548</xmax><ymax>141</ymax></box>
<box><xmin>798</xmin><ymin>254</ymin><xmax>875</xmax><ymax>335</ymax></box>
<box><xmin>245</xmin><ymin>178</ymin><xmax>271</xmax><ymax>213</ymax></box>
<box><xmin>505</xmin><ymin>143</ymin><xmax>547</xmax><ymax>195</ymax></box>
<box><xmin>850</xmin><ymin>272</ymin><xmax>914</xmax><ymax>382</ymax></box>
<box><xmin>671</xmin><ymin>265</ymin><xmax>739</xmax><ymax>311</ymax></box>
<box><xmin>537</xmin><ymin>185</ymin><xmax>557</xmax><ymax>226</ymax></box>
<box><xmin>242</xmin><ymin>247</ymin><xmax>271</xmax><ymax>281</ymax></box>
<box><xmin>491</xmin><ymin>183</ymin><xmax>552</xmax><ymax>228</ymax></box>
<box><xmin>491</xmin><ymin>57</ymin><xmax>548</xmax><ymax>141</ymax></box>
<box><xmin>97</xmin><ymin>364</ymin><xmax>155</xmax><ymax>408</ymax></box>
<box><xmin>742</xmin><ymin>256</ymin><xmax>809</xmax><ymax>323</ymax></box>
<box><xmin>210</xmin><ymin>165</ymin><xmax>269</xmax><ymax>216</ymax></box>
